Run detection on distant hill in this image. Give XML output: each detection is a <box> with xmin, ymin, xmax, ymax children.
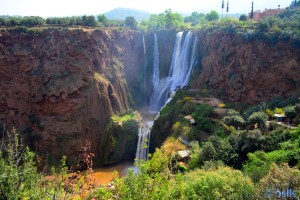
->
<box><xmin>104</xmin><ymin>8</ymin><xmax>152</xmax><ymax>22</ymax></box>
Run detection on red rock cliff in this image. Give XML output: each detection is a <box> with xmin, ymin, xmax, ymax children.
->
<box><xmin>0</xmin><ymin>28</ymin><xmax>144</xmax><ymax>166</ymax></box>
<box><xmin>192</xmin><ymin>29</ymin><xmax>300</xmax><ymax>104</ymax></box>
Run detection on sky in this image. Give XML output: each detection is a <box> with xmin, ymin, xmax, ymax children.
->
<box><xmin>0</xmin><ymin>0</ymin><xmax>292</xmax><ymax>18</ymax></box>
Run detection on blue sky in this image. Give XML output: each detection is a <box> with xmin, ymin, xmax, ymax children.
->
<box><xmin>0</xmin><ymin>0</ymin><xmax>291</xmax><ymax>17</ymax></box>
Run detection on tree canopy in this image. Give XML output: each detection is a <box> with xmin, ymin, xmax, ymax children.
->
<box><xmin>206</xmin><ymin>10</ymin><xmax>219</xmax><ymax>21</ymax></box>
<box><xmin>97</xmin><ymin>14</ymin><xmax>108</xmax><ymax>26</ymax></box>
<box><xmin>125</xmin><ymin>16</ymin><xmax>138</xmax><ymax>29</ymax></box>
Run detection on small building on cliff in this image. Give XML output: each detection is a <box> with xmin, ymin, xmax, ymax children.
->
<box><xmin>249</xmin><ymin>7</ymin><xmax>284</xmax><ymax>21</ymax></box>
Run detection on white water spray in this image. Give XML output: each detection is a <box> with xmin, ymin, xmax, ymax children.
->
<box><xmin>135</xmin><ymin>31</ymin><xmax>198</xmax><ymax>163</ymax></box>
<box><xmin>149</xmin><ymin>31</ymin><xmax>199</xmax><ymax>113</ymax></box>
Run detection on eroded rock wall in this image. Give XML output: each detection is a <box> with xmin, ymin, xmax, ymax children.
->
<box><xmin>192</xmin><ymin>29</ymin><xmax>300</xmax><ymax>104</ymax></box>
<box><xmin>0</xmin><ymin>28</ymin><xmax>143</xmax><ymax>166</ymax></box>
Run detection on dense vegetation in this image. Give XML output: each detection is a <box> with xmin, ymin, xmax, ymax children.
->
<box><xmin>1</xmin><ymin>88</ymin><xmax>299</xmax><ymax>199</ymax></box>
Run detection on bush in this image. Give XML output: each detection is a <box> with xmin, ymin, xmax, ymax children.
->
<box><xmin>180</xmin><ymin>167</ymin><xmax>256</xmax><ymax>199</ymax></box>
<box><xmin>258</xmin><ymin>19</ymin><xmax>270</xmax><ymax>31</ymax></box>
<box><xmin>284</xmin><ymin>105</ymin><xmax>297</xmax><ymax>123</ymax></box>
<box><xmin>191</xmin><ymin>104</ymin><xmax>214</xmax><ymax>132</ymax></box>
<box><xmin>160</xmin><ymin>137</ymin><xmax>186</xmax><ymax>158</ymax></box>
<box><xmin>243</xmin><ymin>151</ymin><xmax>272</xmax><ymax>184</ymax></box>
<box><xmin>206</xmin><ymin>10</ymin><xmax>219</xmax><ymax>21</ymax></box>
<box><xmin>200</xmin><ymin>136</ymin><xmax>238</xmax><ymax>167</ymax></box>
<box><xmin>247</xmin><ymin>111</ymin><xmax>268</xmax><ymax>129</ymax></box>
<box><xmin>125</xmin><ymin>16</ymin><xmax>138</xmax><ymax>29</ymax></box>
<box><xmin>258</xmin><ymin>163</ymin><xmax>300</xmax><ymax>198</ymax></box>
<box><xmin>0</xmin><ymin>129</ymin><xmax>40</xmax><ymax>199</ymax></box>
<box><xmin>222</xmin><ymin>109</ymin><xmax>246</xmax><ymax>128</ymax></box>
<box><xmin>239</xmin><ymin>14</ymin><xmax>247</xmax><ymax>21</ymax></box>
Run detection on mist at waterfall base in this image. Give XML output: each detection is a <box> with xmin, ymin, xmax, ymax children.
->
<box><xmin>135</xmin><ymin>31</ymin><xmax>199</xmax><ymax>165</ymax></box>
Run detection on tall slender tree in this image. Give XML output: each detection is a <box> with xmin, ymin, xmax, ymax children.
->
<box><xmin>221</xmin><ymin>0</ymin><xmax>225</xmax><ymax>19</ymax></box>
<box><xmin>226</xmin><ymin>1</ymin><xmax>229</xmax><ymax>18</ymax></box>
<box><xmin>250</xmin><ymin>1</ymin><xmax>254</xmax><ymax>20</ymax></box>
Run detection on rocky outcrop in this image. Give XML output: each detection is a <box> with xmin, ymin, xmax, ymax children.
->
<box><xmin>192</xmin><ymin>29</ymin><xmax>300</xmax><ymax>104</ymax></box>
<box><xmin>0</xmin><ymin>28</ymin><xmax>144</xmax><ymax>166</ymax></box>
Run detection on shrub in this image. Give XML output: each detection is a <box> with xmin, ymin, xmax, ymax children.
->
<box><xmin>239</xmin><ymin>14</ymin><xmax>247</xmax><ymax>21</ymax></box>
<box><xmin>200</xmin><ymin>136</ymin><xmax>238</xmax><ymax>167</ymax></box>
<box><xmin>160</xmin><ymin>137</ymin><xmax>186</xmax><ymax>157</ymax></box>
<box><xmin>258</xmin><ymin>19</ymin><xmax>270</xmax><ymax>31</ymax></box>
<box><xmin>206</xmin><ymin>10</ymin><xmax>219</xmax><ymax>21</ymax></box>
<box><xmin>274</xmin><ymin>107</ymin><xmax>284</xmax><ymax>114</ymax></box>
<box><xmin>284</xmin><ymin>105</ymin><xmax>297</xmax><ymax>123</ymax></box>
<box><xmin>247</xmin><ymin>111</ymin><xmax>268</xmax><ymax>129</ymax></box>
<box><xmin>0</xmin><ymin>129</ymin><xmax>40</xmax><ymax>199</ymax></box>
<box><xmin>243</xmin><ymin>151</ymin><xmax>272</xmax><ymax>184</ymax></box>
<box><xmin>191</xmin><ymin>104</ymin><xmax>214</xmax><ymax>132</ymax></box>
<box><xmin>258</xmin><ymin>163</ymin><xmax>300</xmax><ymax>198</ymax></box>
<box><xmin>181</xmin><ymin>167</ymin><xmax>256</xmax><ymax>199</ymax></box>
<box><xmin>222</xmin><ymin>109</ymin><xmax>246</xmax><ymax>128</ymax></box>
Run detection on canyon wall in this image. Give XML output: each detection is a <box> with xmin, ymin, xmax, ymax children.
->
<box><xmin>192</xmin><ymin>29</ymin><xmax>300</xmax><ymax>104</ymax></box>
<box><xmin>1</xmin><ymin>26</ymin><xmax>299</xmax><ymax>165</ymax></box>
<box><xmin>0</xmin><ymin>28</ymin><xmax>144</xmax><ymax>166</ymax></box>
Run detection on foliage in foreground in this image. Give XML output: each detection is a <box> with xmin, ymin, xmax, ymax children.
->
<box><xmin>0</xmin><ymin>129</ymin><xmax>94</xmax><ymax>199</ymax></box>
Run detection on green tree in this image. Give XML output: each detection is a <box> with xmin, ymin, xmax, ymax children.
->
<box><xmin>243</xmin><ymin>151</ymin><xmax>272</xmax><ymax>184</ymax></box>
<box><xmin>206</xmin><ymin>10</ymin><xmax>219</xmax><ymax>21</ymax></box>
<box><xmin>82</xmin><ymin>15</ymin><xmax>98</xmax><ymax>26</ymax></box>
<box><xmin>107</xmin><ymin>19</ymin><xmax>125</xmax><ymax>27</ymax></box>
<box><xmin>97</xmin><ymin>14</ymin><xmax>108</xmax><ymax>26</ymax></box>
<box><xmin>112</xmin><ymin>149</ymin><xmax>169</xmax><ymax>199</ymax></box>
<box><xmin>179</xmin><ymin>167</ymin><xmax>256</xmax><ymax>199</ymax></box>
<box><xmin>200</xmin><ymin>136</ymin><xmax>238</xmax><ymax>167</ymax></box>
<box><xmin>191</xmin><ymin>104</ymin><xmax>214</xmax><ymax>132</ymax></box>
<box><xmin>247</xmin><ymin>111</ymin><xmax>268</xmax><ymax>129</ymax></box>
<box><xmin>125</xmin><ymin>16</ymin><xmax>138</xmax><ymax>29</ymax></box>
<box><xmin>258</xmin><ymin>19</ymin><xmax>270</xmax><ymax>31</ymax></box>
<box><xmin>164</xmin><ymin>9</ymin><xmax>184</xmax><ymax>29</ymax></box>
<box><xmin>239</xmin><ymin>14</ymin><xmax>247</xmax><ymax>21</ymax></box>
<box><xmin>0</xmin><ymin>129</ymin><xmax>41</xmax><ymax>199</ymax></box>
<box><xmin>258</xmin><ymin>163</ymin><xmax>300</xmax><ymax>198</ymax></box>
<box><xmin>148</xmin><ymin>13</ymin><xmax>166</xmax><ymax>30</ymax></box>
<box><xmin>0</xmin><ymin>17</ymin><xmax>7</xmax><ymax>26</ymax></box>
<box><xmin>284</xmin><ymin>105</ymin><xmax>297</xmax><ymax>123</ymax></box>
<box><xmin>7</xmin><ymin>16</ymin><xmax>21</xmax><ymax>26</ymax></box>
<box><xmin>222</xmin><ymin>109</ymin><xmax>246</xmax><ymax>128</ymax></box>
<box><xmin>20</xmin><ymin>16</ymin><xmax>45</xmax><ymax>26</ymax></box>
<box><xmin>184</xmin><ymin>12</ymin><xmax>205</xmax><ymax>25</ymax></box>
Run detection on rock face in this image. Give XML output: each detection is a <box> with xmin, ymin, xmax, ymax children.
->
<box><xmin>192</xmin><ymin>29</ymin><xmax>300</xmax><ymax>104</ymax></box>
<box><xmin>0</xmin><ymin>28</ymin><xmax>144</xmax><ymax>166</ymax></box>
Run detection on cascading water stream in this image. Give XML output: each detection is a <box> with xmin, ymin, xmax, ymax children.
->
<box><xmin>149</xmin><ymin>33</ymin><xmax>160</xmax><ymax>111</ymax></box>
<box><xmin>143</xmin><ymin>35</ymin><xmax>147</xmax><ymax>103</ymax></box>
<box><xmin>149</xmin><ymin>31</ymin><xmax>199</xmax><ymax>113</ymax></box>
<box><xmin>135</xmin><ymin>121</ymin><xmax>153</xmax><ymax>164</ymax></box>
<box><xmin>135</xmin><ymin>31</ymin><xmax>199</xmax><ymax>164</ymax></box>
<box><xmin>135</xmin><ymin>33</ymin><xmax>159</xmax><ymax>164</ymax></box>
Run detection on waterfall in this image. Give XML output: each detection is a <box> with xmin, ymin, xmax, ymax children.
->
<box><xmin>135</xmin><ymin>31</ymin><xmax>198</xmax><ymax>164</ymax></box>
<box><xmin>135</xmin><ymin>121</ymin><xmax>153</xmax><ymax>164</ymax></box>
<box><xmin>149</xmin><ymin>31</ymin><xmax>198</xmax><ymax>113</ymax></box>
<box><xmin>143</xmin><ymin>35</ymin><xmax>147</xmax><ymax>103</ymax></box>
<box><xmin>149</xmin><ymin>33</ymin><xmax>160</xmax><ymax>111</ymax></box>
